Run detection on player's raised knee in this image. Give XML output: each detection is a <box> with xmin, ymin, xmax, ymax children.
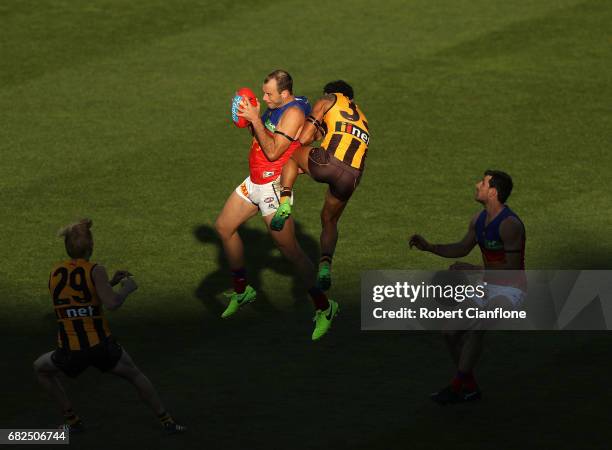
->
<box><xmin>33</xmin><ymin>355</ymin><xmax>53</xmax><ymax>373</ymax></box>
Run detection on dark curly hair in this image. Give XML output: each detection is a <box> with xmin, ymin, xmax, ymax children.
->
<box><xmin>323</xmin><ymin>80</ymin><xmax>353</xmax><ymax>99</ymax></box>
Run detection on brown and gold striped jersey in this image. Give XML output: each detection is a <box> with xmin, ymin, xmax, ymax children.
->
<box><xmin>48</xmin><ymin>259</ymin><xmax>111</xmax><ymax>350</ymax></box>
<box><xmin>320</xmin><ymin>93</ymin><xmax>369</xmax><ymax>170</ymax></box>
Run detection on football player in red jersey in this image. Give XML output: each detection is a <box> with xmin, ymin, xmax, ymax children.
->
<box><xmin>409</xmin><ymin>170</ymin><xmax>526</xmax><ymax>404</ymax></box>
<box><xmin>33</xmin><ymin>219</ymin><xmax>185</xmax><ymax>433</ymax></box>
<box><xmin>215</xmin><ymin>70</ymin><xmax>338</xmax><ymax>341</ymax></box>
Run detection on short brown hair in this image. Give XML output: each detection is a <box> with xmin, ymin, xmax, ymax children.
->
<box><xmin>264</xmin><ymin>69</ymin><xmax>293</xmax><ymax>94</ymax></box>
<box><xmin>58</xmin><ymin>218</ymin><xmax>93</xmax><ymax>259</ymax></box>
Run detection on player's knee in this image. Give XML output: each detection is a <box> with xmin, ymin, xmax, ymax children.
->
<box><xmin>214</xmin><ymin>217</ymin><xmax>234</xmax><ymax>240</ymax></box>
<box><xmin>33</xmin><ymin>357</ymin><xmax>51</xmax><ymax>373</ymax></box>
<box><xmin>128</xmin><ymin>367</ymin><xmax>145</xmax><ymax>382</ymax></box>
<box><xmin>112</xmin><ymin>363</ymin><xmax>140</xmax><ymax>381</ymax></box>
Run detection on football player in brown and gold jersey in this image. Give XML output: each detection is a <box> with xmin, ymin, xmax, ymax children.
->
<box><xmin>271</xmin><ymin>80</ymin><xmax>369</xmax><ymax>293</ymax></box>
<box><xmin>33</xmin><ymin>219</ymin><xmax>185</xmax><ymax>434</ymax></box>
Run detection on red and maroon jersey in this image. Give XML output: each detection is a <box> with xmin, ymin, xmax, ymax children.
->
<box><xmin>475</xmin><ymin>207</ymin><xmax>526</xmax><ymax>289</ymax></box>
<box><xmin>248</xmin><ymin>97</ymin><xmax>311</xmax><ymax>184</ymax></box>
<box><xmin>248</xmin><ymin>136</ymin><xmax>300</xmax><ymax>184</ymax></box>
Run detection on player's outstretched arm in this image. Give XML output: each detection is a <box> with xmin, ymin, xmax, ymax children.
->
<box><xmin>92</xmin><ymin>265</ymin><xmax>138</xmax><ymax>311</ymax></box>
<box><xmin>409</xmin><ymin>213</ymin><xmax>479</xmax><ymax>259</ymax></box>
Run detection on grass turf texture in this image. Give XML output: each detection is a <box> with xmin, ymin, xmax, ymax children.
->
<box><xmin>1</xmin><ymin>0</ymin><xmax>611</xmax><ymax>448</ymax></box>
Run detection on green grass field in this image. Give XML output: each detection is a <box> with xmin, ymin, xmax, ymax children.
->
<box><xmin>1</xmin><ymin>0</ymin><xmax>612</xmax><ymax>448</ymax></box>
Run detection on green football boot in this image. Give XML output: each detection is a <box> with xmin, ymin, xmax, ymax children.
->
<box><xmin>312</xmin><ymin>299</ymin><xmax>339</xmax><ymax>341</ymax></box>
<box><xmin>317</xmin><ymin>262</ymin><xmax>332</xmax><ymax>291</ymax></box>
<box><xmin>221</xmin><ymin>285</ymin><xmax>257</xmax><ymax>318</ymax></box>
<box><xmin>270</xmin><ymin>201</ymin><xmax>292</xmax><ymax>231</ymax></box>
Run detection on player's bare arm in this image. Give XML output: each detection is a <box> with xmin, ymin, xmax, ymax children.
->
<box><xmin>277</xmin><ymin>96</ymin><xmax>335</xmax><ymax>188</ymax></box>
<box><xmin>409</xmin><ymin>212</ymin><xmax>479</xmax><ymax>259</ymax></box>
<box><xmin>299</xmin><ymin>95</ymin><xmax>335</xmax><ymax>146</ymax></box>
<box><xmin>238</xmin><ymin>99</ymin><xmax>304</xmax><ymax>161</ymax></box>
<box><xmin>92</xmin><ymin>265</ymin><xmax>138</xmax><ymax>310</ymax></box>
<box><xmin>496</xmin><ymin>216</ymin><xmax>525</xmax><ymax>270</ymax></box>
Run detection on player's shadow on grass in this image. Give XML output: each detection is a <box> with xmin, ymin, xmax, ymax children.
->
<box><xmin>194</xmin><ymin>222</ymin><xmax>319</xmax><ymax>317</ymax></box>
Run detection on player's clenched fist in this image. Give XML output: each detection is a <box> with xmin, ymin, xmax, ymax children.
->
<box><xmin>110</xmin><ymin>270</ymin><xmax>132</xmax><ymax>286</ymax></box>
<box><xmin>120</xmin><ymin>276</ymin><xmax>138</xmax><ymax>294</ymax></box>
<box><xmin>237</xmin><ymin>96</ymin><xmax>260</xmax><ymax>123</ymax></box>
<box><xmin>408</xmin><ymin>234</ymin><xmax>433</xmax><ymax>252</ymax></box>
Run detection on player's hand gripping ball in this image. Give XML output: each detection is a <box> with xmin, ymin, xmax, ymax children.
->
<box><xmin>232</xmin><ymin>87</ymin><xmax>257</xmax><ymax>128</ymax></box>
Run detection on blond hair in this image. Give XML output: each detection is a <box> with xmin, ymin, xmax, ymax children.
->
<box><xmin>58</xmin><ymin>218</ymin><xmax>93</xmax><ymax>259</ymax></box>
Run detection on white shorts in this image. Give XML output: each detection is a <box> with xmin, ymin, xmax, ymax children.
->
<box><xmin>474</xmin><ymin>284</ymin><xmax>526</xmax><ymax>309</ymax></box>
<box><xmin>235</xmin><ymin>176</ymin><xmax>292</xmax><ymax>217</ymax></box>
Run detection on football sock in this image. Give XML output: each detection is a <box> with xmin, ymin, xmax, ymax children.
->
<box><xmin>63</xmin><ymin>409</ymin><xmax>81</xmax><ymax>425</ymax></box>
<box><xmin>451</xmin><ymin>370</ymin><xmax>475</xmax><ymax>392</ymax></box>
<box><xmin>231</xmin><ymin>268</ymin><xmax>247</xmax><ymax>294</ymax></box>
<box><xmin>320</xmin><ymin>254</ymin><xmax>333</xmax><ymax>266</ymax></box>
<box><xmin>308</xmin><ymin>286</ymin><xmax>330</xmax><ymax>311</ymax></box>
<box><xmin>158</xmin><ymin>411</ymin><xmax>175</xmax><ymax>425</ymax></box>
<box><xmin>280</xmin><ymin>187</ymin><xmax>292</xmax><ymax>204</ymax></box>
<box><xmin>463</xmin><ymin>372</ymin><xmax>477</xmax><ymax>391</ymax></box>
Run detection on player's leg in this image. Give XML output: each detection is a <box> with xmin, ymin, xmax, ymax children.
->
<box><xmin>317</xmin><ymin>188</ymin><xmax>348</xmax><ymax>290</ymax></box>
<box><xmin>33</xmin><ymin>352</ymin><xmax>71</xmax><ymax>411</ymax></box>
<box><xmin>271</xmin><ymin>146</ymin><xmax>314</xmax><ymax>231</ymax></box>
<box><xmin>33</xmin><ymin>351</ymin><xmax>83</xmax><ymax>431</ymax></box>
<box><xmin>458</xmin><ymin>331</ymin><xmax>484</xmax><ymax>372</ymax></box>
<box><xmin>214</xmin><ymin>188</ymin><xmax>259</xmax><ymax>317</ymax></box>
<box><xmin>443</xmin><ymin>330</ymin><xmax>463</xmax><ymax>367</ymax></box>
<box><xmin>264</xmin><ymin>214</ymin><xmax>316</xmax><ymax>288</ymax></box>
<box><xmin>109</xmin><ymin>349</ymin><xmax>185</xmax><ymax>434</ymax></box>
<box><xmin>452</xmin><ymin>293</ymin><xmax>517</xmax><ymax>399</ymax></box>
<box><xmin>263</xmin><ymin>213</ymin><xmax>339</xmax><ymax>340</ymax></box>
<box><xmin>215</xmin><ymin>190</ymin><xmax>258</xmax><ymax>269</ymax></box>
<box><xmin>455</xmin><ymin>330</ymin><xmax>484</xmax><ymax>397</ymax></box>
<box><xmin>445</xmin><ymin>292</ymin><xmax>517</xmax><ymax>401</ymax></box>
<box><xmin>280</xmin><ymin>145</ymin><xmax>312</xmax><ymax>190</ymax></box>
<box><xmin>109</xmin><ymin>349</ymin><xmax>164</xmax><ymax>414</ymax></box>
<box><xmin>432</xmin><ymin>326</ymin><xmax>485</xmax><ymax>405</ymax></box>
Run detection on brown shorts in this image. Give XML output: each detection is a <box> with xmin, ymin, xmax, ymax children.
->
<box><xmin>307</xmin><ymin>147</ymin><xmax>362</xmax><ymax>201</ymax></box>
<box><xmin>51</xmin><ymin>336</ymin><xmax>123</xmax><ymax>378</ymax></box>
